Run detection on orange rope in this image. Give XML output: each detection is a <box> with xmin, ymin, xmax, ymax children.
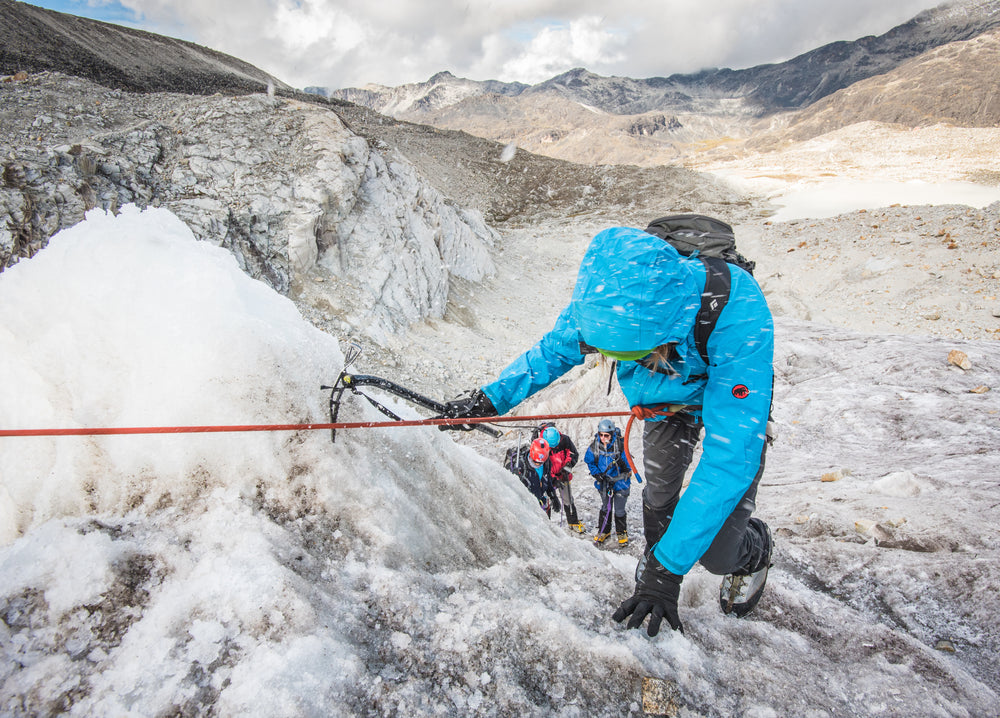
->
<box><xmin>621</xmin><ymin>404</ymin><xmax>687</xmax><ymax>483</ymax></box>
<box><xmin>622</xmin><ymin>413</ymin><xmax>642</xmax><ymax>481</ymax></box>
<box><xmin>0</xmin><ymin>411</ymin><xmax>630</xmax><ymax>438</ymax></box>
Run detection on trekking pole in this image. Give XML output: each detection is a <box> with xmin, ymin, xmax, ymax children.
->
<box><xmin>598</xmin><ymin>484</ymin><xmax>614</xmax><ymax>536</ymax></box>
<box><xmin>556</xmin><ymin>479</ymin><xmax>565</xmax><ymax>527</ymax></box>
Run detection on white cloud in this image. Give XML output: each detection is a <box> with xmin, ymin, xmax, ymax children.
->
<box><xmin>497</xmin><ymin>16</ymin><xmax>628</xmax><ymax>83</ymax></box>
<box><xmin>79</xmin><ymin>0</ymin><xmax>946</xmax><ymax>88</ymax></box>
<box><xmin>271</xmin><ymin>0</ymin><xmax>339</xmax><ymax>49</ymax></box>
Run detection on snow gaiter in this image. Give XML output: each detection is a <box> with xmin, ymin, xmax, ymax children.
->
<box><xmin>740</xmin><ymin>517</ymin><xmax>772</xmax><ymax>575</ymax></box>
<box><xmin>614</xmin><ymin>513</ymin><xmax>627</xmax><ymax>535</ymax></box>
<box><xmin>643</xmin><ymin>501</ymin><xmax>673</xmax><ymax>552</ymax></box>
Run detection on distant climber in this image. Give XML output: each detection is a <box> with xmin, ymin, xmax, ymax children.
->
<box><xmin>585</xmin><ymin>419</ymin><xmax>633</xmax><ymax>546</ymax></box>
<box><xmin>531</xmin><ymin>423</ymin><xmax>583</xmax><ymax>533</ymax></box>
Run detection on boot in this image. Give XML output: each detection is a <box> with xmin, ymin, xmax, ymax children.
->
<box><xmin>567</xmin><ymin>522</ymin><xmax>586</xmax><ymax>534</ymax></box>
<box><xmin>720</xmin><ymin>518</ymin><xmax>773</xmax><ymax>618</ymax></box>
<box><xmin>593</xmin><ymin>531</ymin><xmax>612</xmax><ymax>544</ymax></box>
<box><xmin>594</xmin><ymin>507</ymin><xmax>611</xmax><ymax>540</ymax></box>
<box><xmin>615</xmin><ymin>514</ymin><xmax>629</xmax><ymax>546</ymax></box>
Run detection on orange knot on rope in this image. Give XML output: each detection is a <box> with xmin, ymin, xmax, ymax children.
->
<box><xmin>621</xmin><ymin>404</ymin><xmax>690</xmax><ymax>483</ymax></box>
<box><xmin>630</xmin><ymin>403</ymin><xmax>687</xmax><ymax>421</ymax></box>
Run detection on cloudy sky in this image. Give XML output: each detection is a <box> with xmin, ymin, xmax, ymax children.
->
<box><xmin>30</xmin><ymin>0</ymin><xmax>947</xmax><ymax>89</ymax></box>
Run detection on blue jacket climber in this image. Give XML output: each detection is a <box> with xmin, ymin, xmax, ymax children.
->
<box><xmin>480</xmin><ymin>226</ymin><xmax>773</xmax><ymax>576</ymax></box>
<box><xmin>446</xmin><ymin>224</ymin><xmax>775</xmax><ymax>633</ymax></box>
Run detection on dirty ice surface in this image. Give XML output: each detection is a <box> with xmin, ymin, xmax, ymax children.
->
<box><xmin>1</xmin><ymin>206</ymin><xmax>998</xmax><ymax>716</ymax></box>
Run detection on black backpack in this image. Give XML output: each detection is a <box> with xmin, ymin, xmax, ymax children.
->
<box><xmin>644</xmin><ymin>214</ymin><xmax>755</xmax><ymax>275</ymax></box>
<box><xmin>644</xmin><ymin>214</ymin><xmax>755</xmax><ymax>365</ymax></box>
<box><xmin>504</xmin><ymin>444</ymin><xmax>526</xmax><ymax>473</ymax></box>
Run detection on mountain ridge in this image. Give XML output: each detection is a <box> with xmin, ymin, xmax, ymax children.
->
<box><xmin>752</xmin><ymin>26</ymin><xmax>1000</xmax><ymax>147</ymax></box>
<box><xmin>322</xmin><ymin>0</ymin><xmax>1000</xmax><ymax>119</ymax></box>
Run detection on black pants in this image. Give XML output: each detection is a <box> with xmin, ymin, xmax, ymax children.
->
<box><xmin>596</xmin><ymin>483</ymin><xmax>629</xmax><ymax>535</ymax></box>
<box><xmin>642</xmin><ymin>414</ymin><xmax>768</xmax><ymax>575</ymax></box>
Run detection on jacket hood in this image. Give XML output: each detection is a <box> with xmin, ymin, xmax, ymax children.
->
<box><xmin>570</xmin><ymin>227</ymin><xmax>701</xmax><ymax>352</ymax></box>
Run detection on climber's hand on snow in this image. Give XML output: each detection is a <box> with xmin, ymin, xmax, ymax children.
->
<box><xmin>438</xmin><ymin>389</ymin><xmax>498</xmax><ymax>431</ymax></box>
<box><xmin>612</xmin><ymin>551</ymin><xmax>683</xmax><ymax>636</ymax></box>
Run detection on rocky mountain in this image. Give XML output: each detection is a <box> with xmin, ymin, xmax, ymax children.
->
<box><xmin>0</xmin><ymin>0</ymin><xmax>290</xmax><ymax>95</ymax></box>
<box><xmin>326</xmin><ymin>0</ymin><xmax>1000</xmax><ymax>117</ymax></box>
<box><xmin>309</xmin><ymin>70</ymin><xmax>528</xmax><ymax>116</ymax></box>
<box><xmin>751</xmin><ymin>26</ymin><xmax>1000</xmax><ymax>148</ymax></box>
<box><xmin>321</xmin><ymin>0</ymin><xmax>1000</xmax><ymax>167</ymax></box>
<box><xmin>673</xmin><ymin>0</ymin><xmax>1000</xmax><ymax>112</ymax></box>
<box><xmin>0</xmin><ymin>73</ymin><xmax>508</xmax><ymax>342</ymax></box>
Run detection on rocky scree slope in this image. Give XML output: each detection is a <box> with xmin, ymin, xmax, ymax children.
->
<box><xmin>741</xmin><ymin>204</ymin><xmax>1000</xmax><ymax>342</ymax></box>
<box><xmin>748</xmin><ymin>26</ymin><xmax>1000</xmax><ymax>150</ymax></box>
<box><xmin>0</xmin><ymin>0</ymin><xmax>290</xmax><ymax>95</ymax></box>
<box><xmin>327</xmin><ymin>98</ymin><xmax>756</xmax><ymax>227</ymax></box>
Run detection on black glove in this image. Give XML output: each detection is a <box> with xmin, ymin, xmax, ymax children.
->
<box><xmin>612</xmin><ymin>551</ymin><xmax>683</xmax><ymax>636</ymax></box>
<box><xmin>549</xmin><ymin>490</ymin><xmax>561</xmax><ymax>513</ymax></box>
<box><xmin>438</xmin><ymin>389</ymin><xmax>498</xmax><ymax>431</ymax></box>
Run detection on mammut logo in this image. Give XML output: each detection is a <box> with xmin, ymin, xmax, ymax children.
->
<box><xmin>732</xmin><ymin>384</ymin><xmax>750</xmax><ymax>399</ymax></box>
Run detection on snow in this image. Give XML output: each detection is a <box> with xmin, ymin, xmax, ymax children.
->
<box><xmin>767</xmin><ymin>179</ymin><xmax>1000</xmax><ymax>222</ymax></box>
<box><xmin>2</xmin><ymin>205</ymin><xmax>1000</xmax><ymax>715</ymax></box>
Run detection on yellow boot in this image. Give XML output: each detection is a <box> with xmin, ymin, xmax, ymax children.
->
<box><xmin>593</xmin><ymin>531</ymin><xmax>611</xmax><ymax>544</ymax></box>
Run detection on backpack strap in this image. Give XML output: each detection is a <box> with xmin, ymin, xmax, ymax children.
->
<box><xmin>694</xmin><ymin>257</ymin><xmax>731</xmax><ymax>366</ymax></box>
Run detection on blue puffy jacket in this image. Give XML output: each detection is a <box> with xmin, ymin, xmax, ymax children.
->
<box><xmin>584</xmin><ymin>428</ymin><xmax>630</xmax><ymax>488</ymax></box>
<box><xmin>482</xmin><ymin>227</ymin><xmax>773</xmax><ymax>575</ymax></box>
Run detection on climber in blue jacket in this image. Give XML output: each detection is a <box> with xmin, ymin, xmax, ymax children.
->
<box><xmin>441</xmin><ymin>225</ymin><xmax>774</xmax><ymax>635</ymax></box>
<box><xmin>585</xmin><ymin>418</ymin><xmax>634</xmax><ymax>547</ymax></box>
